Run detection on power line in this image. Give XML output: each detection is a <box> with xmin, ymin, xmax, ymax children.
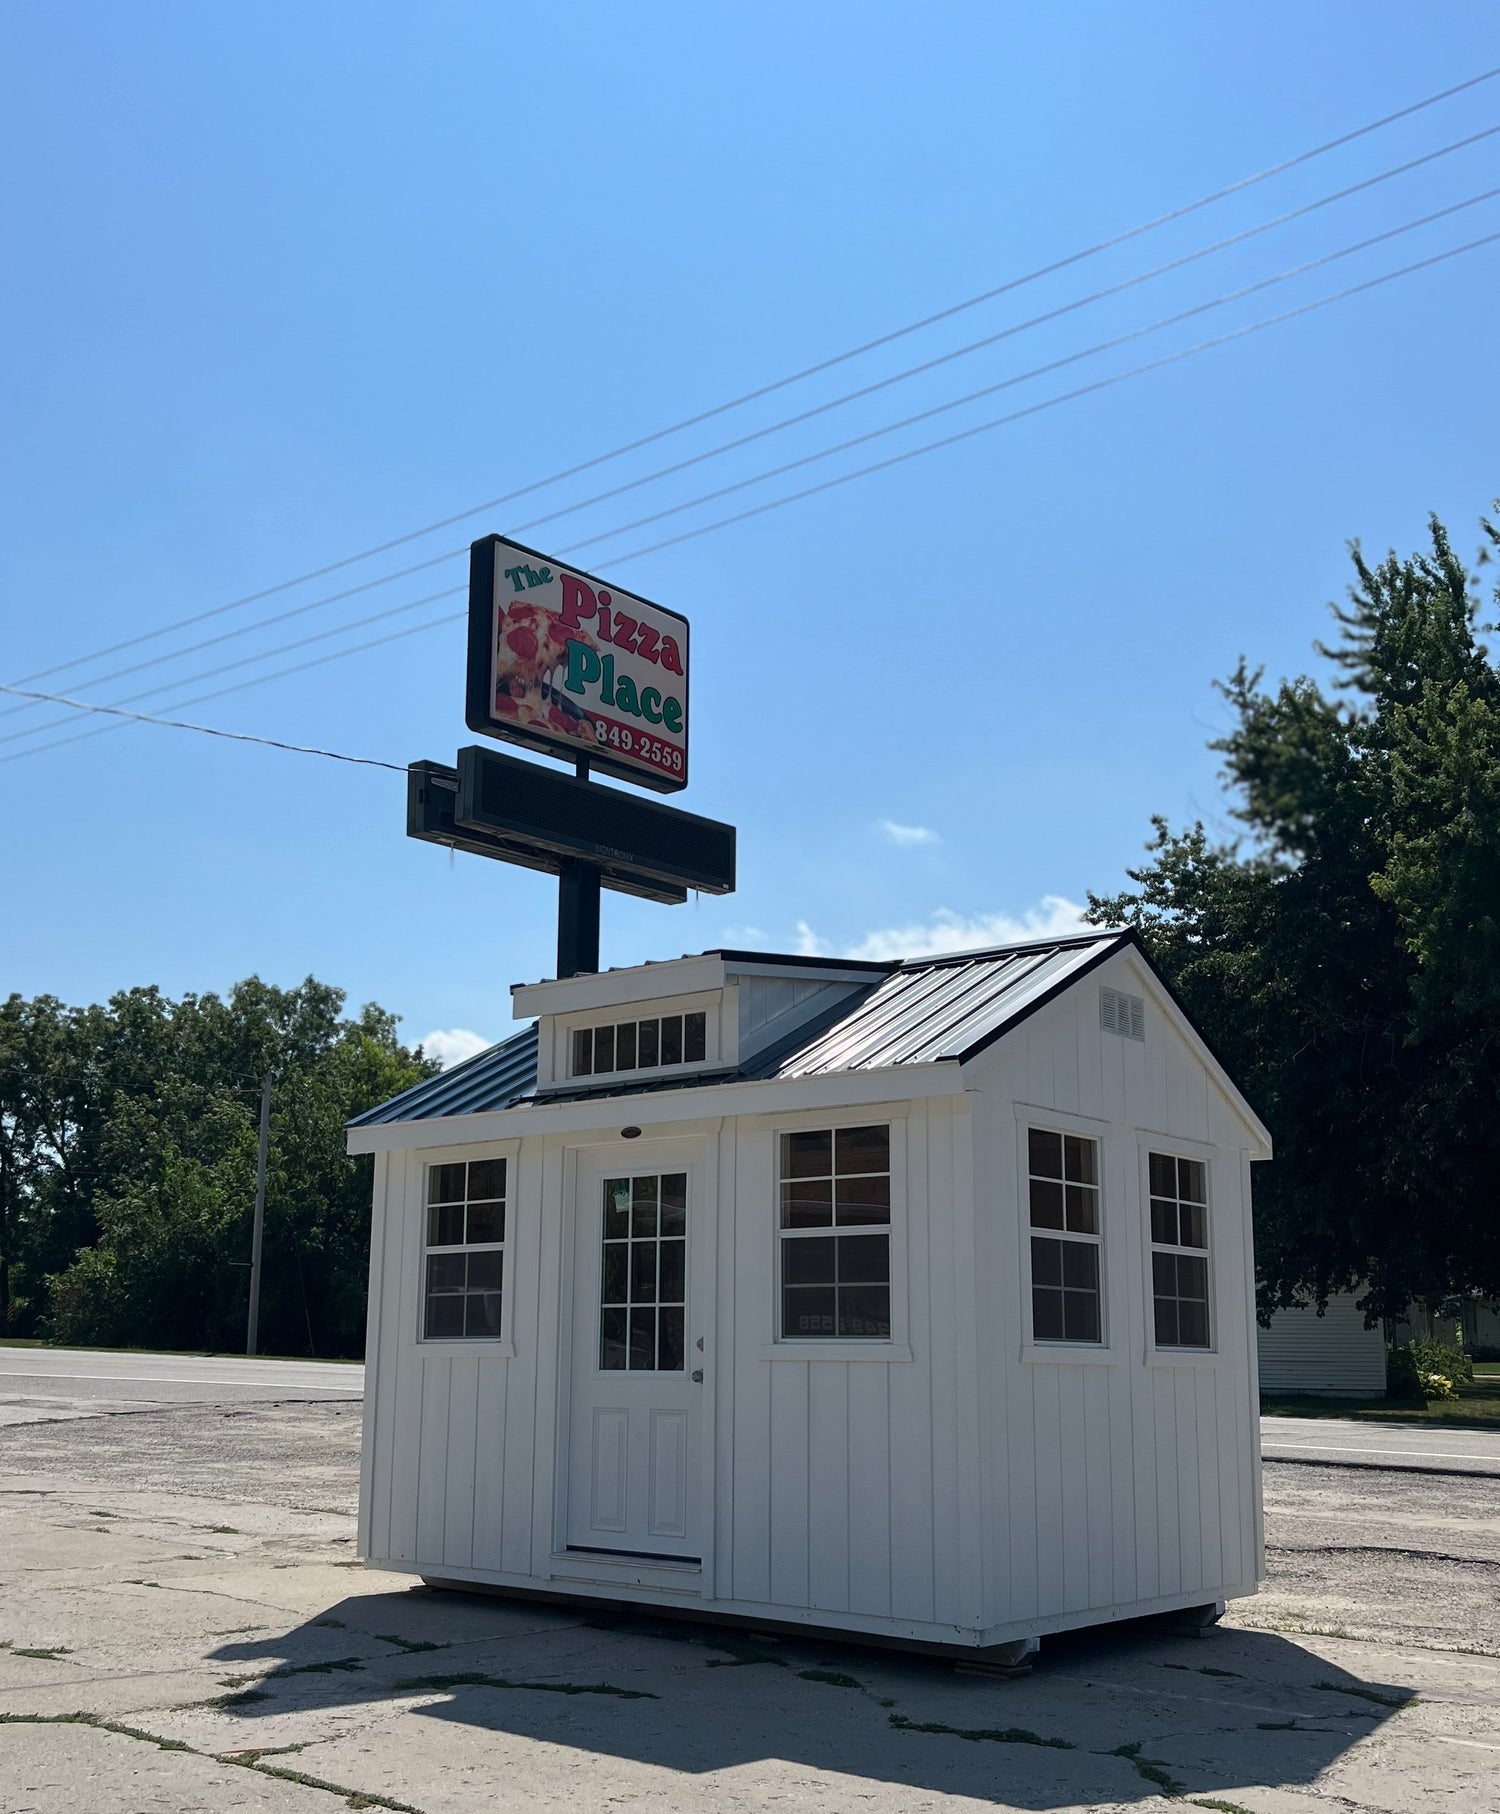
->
<box><xmin>603</xmin><ymin>227</ymin><xmax>1500</xmax><ymax>566</ymax></box>
<box><xmin>9</xmin><ymin>172</ymin><xmax>1496</xmax><ymax>756</ymax></box>
<box><xmin>8</xmin><ymin>223</ymin><xmax>1495</xmax><ymax>771</ymax></box>
<box><xmin>550</xmin><ymin>188</ymin><xmax>1500</xmax><ymax>559</ymax></box>
<box><xmin>498</xmin><ymin>124</ymin><xmax>1500</xmax><ymax>544</ymax></box>
<box><xmin>12</xmin><ymin>62</ymin><xmax>1499</xmax><ymax>694</ymax></box>
<box><xmin>0</xmin><ymin>684</ymin><xmax>409</xmax><ymax>772</ymax></box>
<box><xmin>0</xmin><ymin>584</ymin><xmax>465</xmax><ymax>749</ymax></box>
<box><xmin>0</xmin><ymin>549</ymin><xmax>466</xmax><ymax>726</ymax></box>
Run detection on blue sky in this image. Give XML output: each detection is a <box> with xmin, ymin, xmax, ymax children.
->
<box><xmin>4</xmin><ymin>2</ymin><xmax>1497</xmax><ymax>1064</ymax></box>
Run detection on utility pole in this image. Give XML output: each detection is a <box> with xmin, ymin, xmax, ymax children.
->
<box><xmin>246</xmin><ymin>1074</ymin><xmax>271</xmax><ymax>1357</ymax></box>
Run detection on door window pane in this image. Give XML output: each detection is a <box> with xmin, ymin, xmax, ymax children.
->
<box><xmin>660</xmin><ymin>1173</ymin><xmax>687</xmax><ymax>1236</ymax></box>
<box><xmin>599</xmin><ymin>1171</ymin><xmax>688</xmax><ymax>1372</ymax></box>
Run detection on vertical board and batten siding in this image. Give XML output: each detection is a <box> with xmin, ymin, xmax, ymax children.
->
<box><xmin>724</xmin><ymin>1097</ymin><xmax>980</xmax><ymax>1635</ymax></box>
<box><xmin>361</xmin><ymin>1136</ymin><xmax>547</xmax><ymax>1582</ymax></box>
<box><xmin>1257</xmin><ymin>1294</ymin><xmax>1387</xmax><ymax>1397</ymax></box>
<box><xmin>969</xmin><ymin>950</ymin><xmax>1263</xmax><ymax>1635</ymax></box>
<box><xmin>361</xmin><ymin>944</ymin><xmax>1265</xmax><ymax>1641</ymax></box>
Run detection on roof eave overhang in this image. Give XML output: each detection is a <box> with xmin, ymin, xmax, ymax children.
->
<box><xmin>344</xmin><ymin>1058</ymin><xmax>965</xmax><ymax>1155</ymax></box>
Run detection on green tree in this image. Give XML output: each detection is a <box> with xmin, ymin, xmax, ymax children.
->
<box><xmin>1090</xmin><ymin>510</ymin><xmax>1500</xmax><ymax>1321</ymax></box>
<box><xmin>0</xmin><ymin>975</ymin><xmax>435</xmax><ymax>1354</ymax></box>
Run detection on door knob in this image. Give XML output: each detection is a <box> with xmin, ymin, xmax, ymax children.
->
<box><xmin>690</xmin><ymin>1368</ymin><xmax>704</xmax><ymax>1383</ymax></box>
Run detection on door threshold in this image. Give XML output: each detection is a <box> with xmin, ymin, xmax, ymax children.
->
<box><xmin>557</xmin><ymin>1546</ymin><xmax>702</xmax><ymax>1570</ymax></box>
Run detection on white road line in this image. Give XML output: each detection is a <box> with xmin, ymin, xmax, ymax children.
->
<box><xmin>1265</xmin><ymin>1441</ymin><xmax>1497</xmax><ymax>1463</ymax></box>
<box><xmin>0</xmin><ymin>1371</ymin><xmax>359</xmax><ymax>1391</ymax></box>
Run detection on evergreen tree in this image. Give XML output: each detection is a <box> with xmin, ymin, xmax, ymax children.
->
<box><xmin>1090</xmin><ymin>510</ymin><xmax>1500</xmax><ymax>1320</ymax></box>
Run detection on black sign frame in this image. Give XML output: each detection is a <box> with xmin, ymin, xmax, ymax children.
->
<box><xmin>465</xmin><ymin>533</ymin><xmax>690</xmax><ymax>795</ymax></box>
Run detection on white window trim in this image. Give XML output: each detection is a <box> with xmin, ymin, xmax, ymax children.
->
<box><xmin>412</xmin><ymin>1140</ymin><xmax>519</xmax><ymax>1356</ymax></box>
<box><xmin>764</xmin><ymin>1110</ymin><xmax>908</xmax><ymax>1359</ymax></box>
<box><xmin>554</xmin><ymin>989</ymin><xmax>724</xmax><ymax>1087</ymax></box>
<box><xmin>1136</xmin><ymin>1133</ymin><xmax>1222</xmax><ymax>1368</ymax></box>
<box><xmin>1015</xmin><ymin>1106</ymin><xmax>1110</xmax><ymax>1354</ymax></box>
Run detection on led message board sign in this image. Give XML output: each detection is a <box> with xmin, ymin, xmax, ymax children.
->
<box><xmin>466</xmin><ymin>535</ymin><xmax>689</xmax><ymax>794</ymax></box>
<box><xmin>406</xmin><ymin>761</ymin><xmax>688</xmax><ymax>904</ymax></box>
<box><xmin>454</xmin><ymin>745</ymin><xmax>734</xmax><ymax>895</ymax></box>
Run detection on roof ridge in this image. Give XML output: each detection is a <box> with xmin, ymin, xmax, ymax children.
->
<box><xmin>893</xmin><ymin>927</ymin><xmax>1124</xmax><ymax>971</ymax></box>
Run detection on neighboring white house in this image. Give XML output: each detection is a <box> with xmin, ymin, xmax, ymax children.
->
<box><xmin>347</xmin><ymin>928</ymin><xmax>1273</xmax><ymax>1653</ymax></box>
<box><xmin>1256</xmin><ymin>1294</ymin><xmax>1387</xmax><ymax>1399</ymax></box>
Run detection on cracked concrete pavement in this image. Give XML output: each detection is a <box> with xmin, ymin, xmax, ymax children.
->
<box><xmin>0</xmin><ymin>1393</ymin><xmax>1496</xmax><ymax>1812</ymax></box>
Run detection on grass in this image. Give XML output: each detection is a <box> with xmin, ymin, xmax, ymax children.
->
<box><xmin>1108</xmin><ymin>1740</ymin><xmax>1181</xmax><ymax>1794</ymax></box>
<box><xmin>1262</xmin><ymin>1375</ymin><xmax>1500</xmax><ymax>1428</ymax></box>
<box><xmin>1310</xmin><ymin>1679</ymin><xmax>1412</xmax><ymax>1709</ymax></box>
<box><xmin>889</xmin><ymin>1713</ymin><xmax>1073</xmax><ymax>1750</ymax></box>
<box><xmin>392</xmin><ymin>1670</ymin><xmax>656</xmax><ymax>1700</ymax></box>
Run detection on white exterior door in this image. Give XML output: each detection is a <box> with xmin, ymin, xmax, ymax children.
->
<box><xmin>565</xmin><ymin>1145</ymin><xmax>704</xmax><ymax>1561</ymax></box>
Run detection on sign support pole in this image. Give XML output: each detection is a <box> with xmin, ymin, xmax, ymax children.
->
<box><xmin>557</xmin><ymin>860</ymin><xmax>602</xmax><ymax>978</ymax></box>
<box><xmin>556</xmin><ymin>754</ymin><xmax>601</xmax><ymax>978</ymax></box>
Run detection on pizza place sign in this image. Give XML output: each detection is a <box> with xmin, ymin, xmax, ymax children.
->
<box><xmin>465</xmin><ymin>535</ymin><xmax>690</xmax><ymax>793</ymax></box>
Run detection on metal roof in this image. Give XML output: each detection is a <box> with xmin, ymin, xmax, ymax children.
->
<box><xmin>750</xmin><ymin>933</ymin><xmax>1125</xmax><ymax>1077</ymax></box>
<box><xmin>347</xmin><ymin>1022</ymin><xmax>540</xmax><ymax>1128</ymax></box>
<box><xmin>348</xmin><ymin>931</ymin><xmax>1129</xmax><ymax>1128</ymax></box>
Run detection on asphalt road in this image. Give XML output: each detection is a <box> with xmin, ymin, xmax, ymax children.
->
<box><xmin>3</xmin><ymin>1350</ymin><xmax>1497</xmax><ymax>1478</ymax></box>
<box><xmin>0</xmin><ymin>1346</ymin><xmax>364</xmax><ymax>1428</ymax></box>
<box><xmin>1261</xmin><ymin>1412</ymin><xmax>1500</xmax><ymax>1476</ymax></box>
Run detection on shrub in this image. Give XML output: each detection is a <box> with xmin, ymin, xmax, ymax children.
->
<box><xmin>1387</xmin><ymin>1331</ymin><xmax>1473</xmax><ymax>1401</ymax></box>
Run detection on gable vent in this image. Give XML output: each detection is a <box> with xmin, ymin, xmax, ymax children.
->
<box><xmin>1100</xmin><ymin>986</ymin><xmax>1145</xmax><ymax>1041</ymax></box>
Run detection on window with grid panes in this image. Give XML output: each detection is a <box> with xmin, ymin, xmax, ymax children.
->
<box><xmin>599</xmin><ymin>1173</ymin><xmax>687</xmax><ymax>1371</ymax></box>
<box><xmin>779</xmin><ymin>1125</ymin><xmax>891</xmax><ymax>1340</ymax></box>
<box><xmin>423</xmin><ymin>1158</ymin><xmax>505</xmax><ymax>1340</ymax></box>
<box><xmin>1027</xmin><ymin>1128</ymin><xmax>1102</xmax><ymax>1343</ymax></box>
<box><xmin>1148</xmin><ymin>1152</ymin><xmax>1211</xmax><ymax>1348</ymax></box>
<box><xmin>571</xmin><ymin>1011</ymin><xmax>706</xmax><ymax>1078</ymax></box>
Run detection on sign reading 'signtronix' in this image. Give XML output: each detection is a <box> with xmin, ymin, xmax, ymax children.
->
<box><xmin>466</xmin><ymin>534</ymin><xmax>689</xmax><ymax>793</ymax></box>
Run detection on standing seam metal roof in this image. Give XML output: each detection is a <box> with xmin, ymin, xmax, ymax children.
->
<box><xmin>348</xmin><ymin>931</ymin><xmax>1128</xmax><ymax>1128</ymax></box>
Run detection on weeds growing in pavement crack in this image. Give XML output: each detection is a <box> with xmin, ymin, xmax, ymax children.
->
<box><xmin>797</xmin><ymin>1669</ymin><xmax>862</xmax><ymax>1689</ymax></box>
<box><xmin>889</xmin><ymin>1714</ymin><xmax>1073</xmax><ymax>1749</ymax></box>
<box><xmin>376</xmin><ymin>1632</ymin><xmax>442</xmax><ymax>1653</ymax></box>
<box><xmin>393</xmin><ymin>1670</ymin><xmax>656</xmax><ymax>1700</ymax></box>
<box><xmin>1310</xmin><ymin>1679</ymin><xmax>1412</xmax><ymax>1708</ymax></box>
<box><xmin>1109</xmin><ymin>1740</ymin><xmax>1183</xmax><ymax>1794</ymax></box>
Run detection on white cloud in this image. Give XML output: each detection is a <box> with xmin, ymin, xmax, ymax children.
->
<box><xmin>799</xmin><ymin>895</ymin><xmax>1090</xmax><ymax>964</ymax></box>
<box><xmin>420</xmin><ymin>1027</ymin><xmax>493</xmax><ymax>1069</ymax></box>
<box><xmin>718</xmin><ymin>924</ymin><xmax>768</xmax><ymax>947</ymax></box>
<box><xmin>878</xmin><ymin>819</ymin><xmax>940</xmax><ymax>848</ymax></box>
<box><xmin>795</xmin><ymin>919</ymin><xmax>830</xmax><ymax>958</ymax></box>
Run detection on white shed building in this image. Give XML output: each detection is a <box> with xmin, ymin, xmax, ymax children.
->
<box><xmin>347</xmin><ymin>928</ymin><xmax>1272</xmax><ymax>1652</ymax></box>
